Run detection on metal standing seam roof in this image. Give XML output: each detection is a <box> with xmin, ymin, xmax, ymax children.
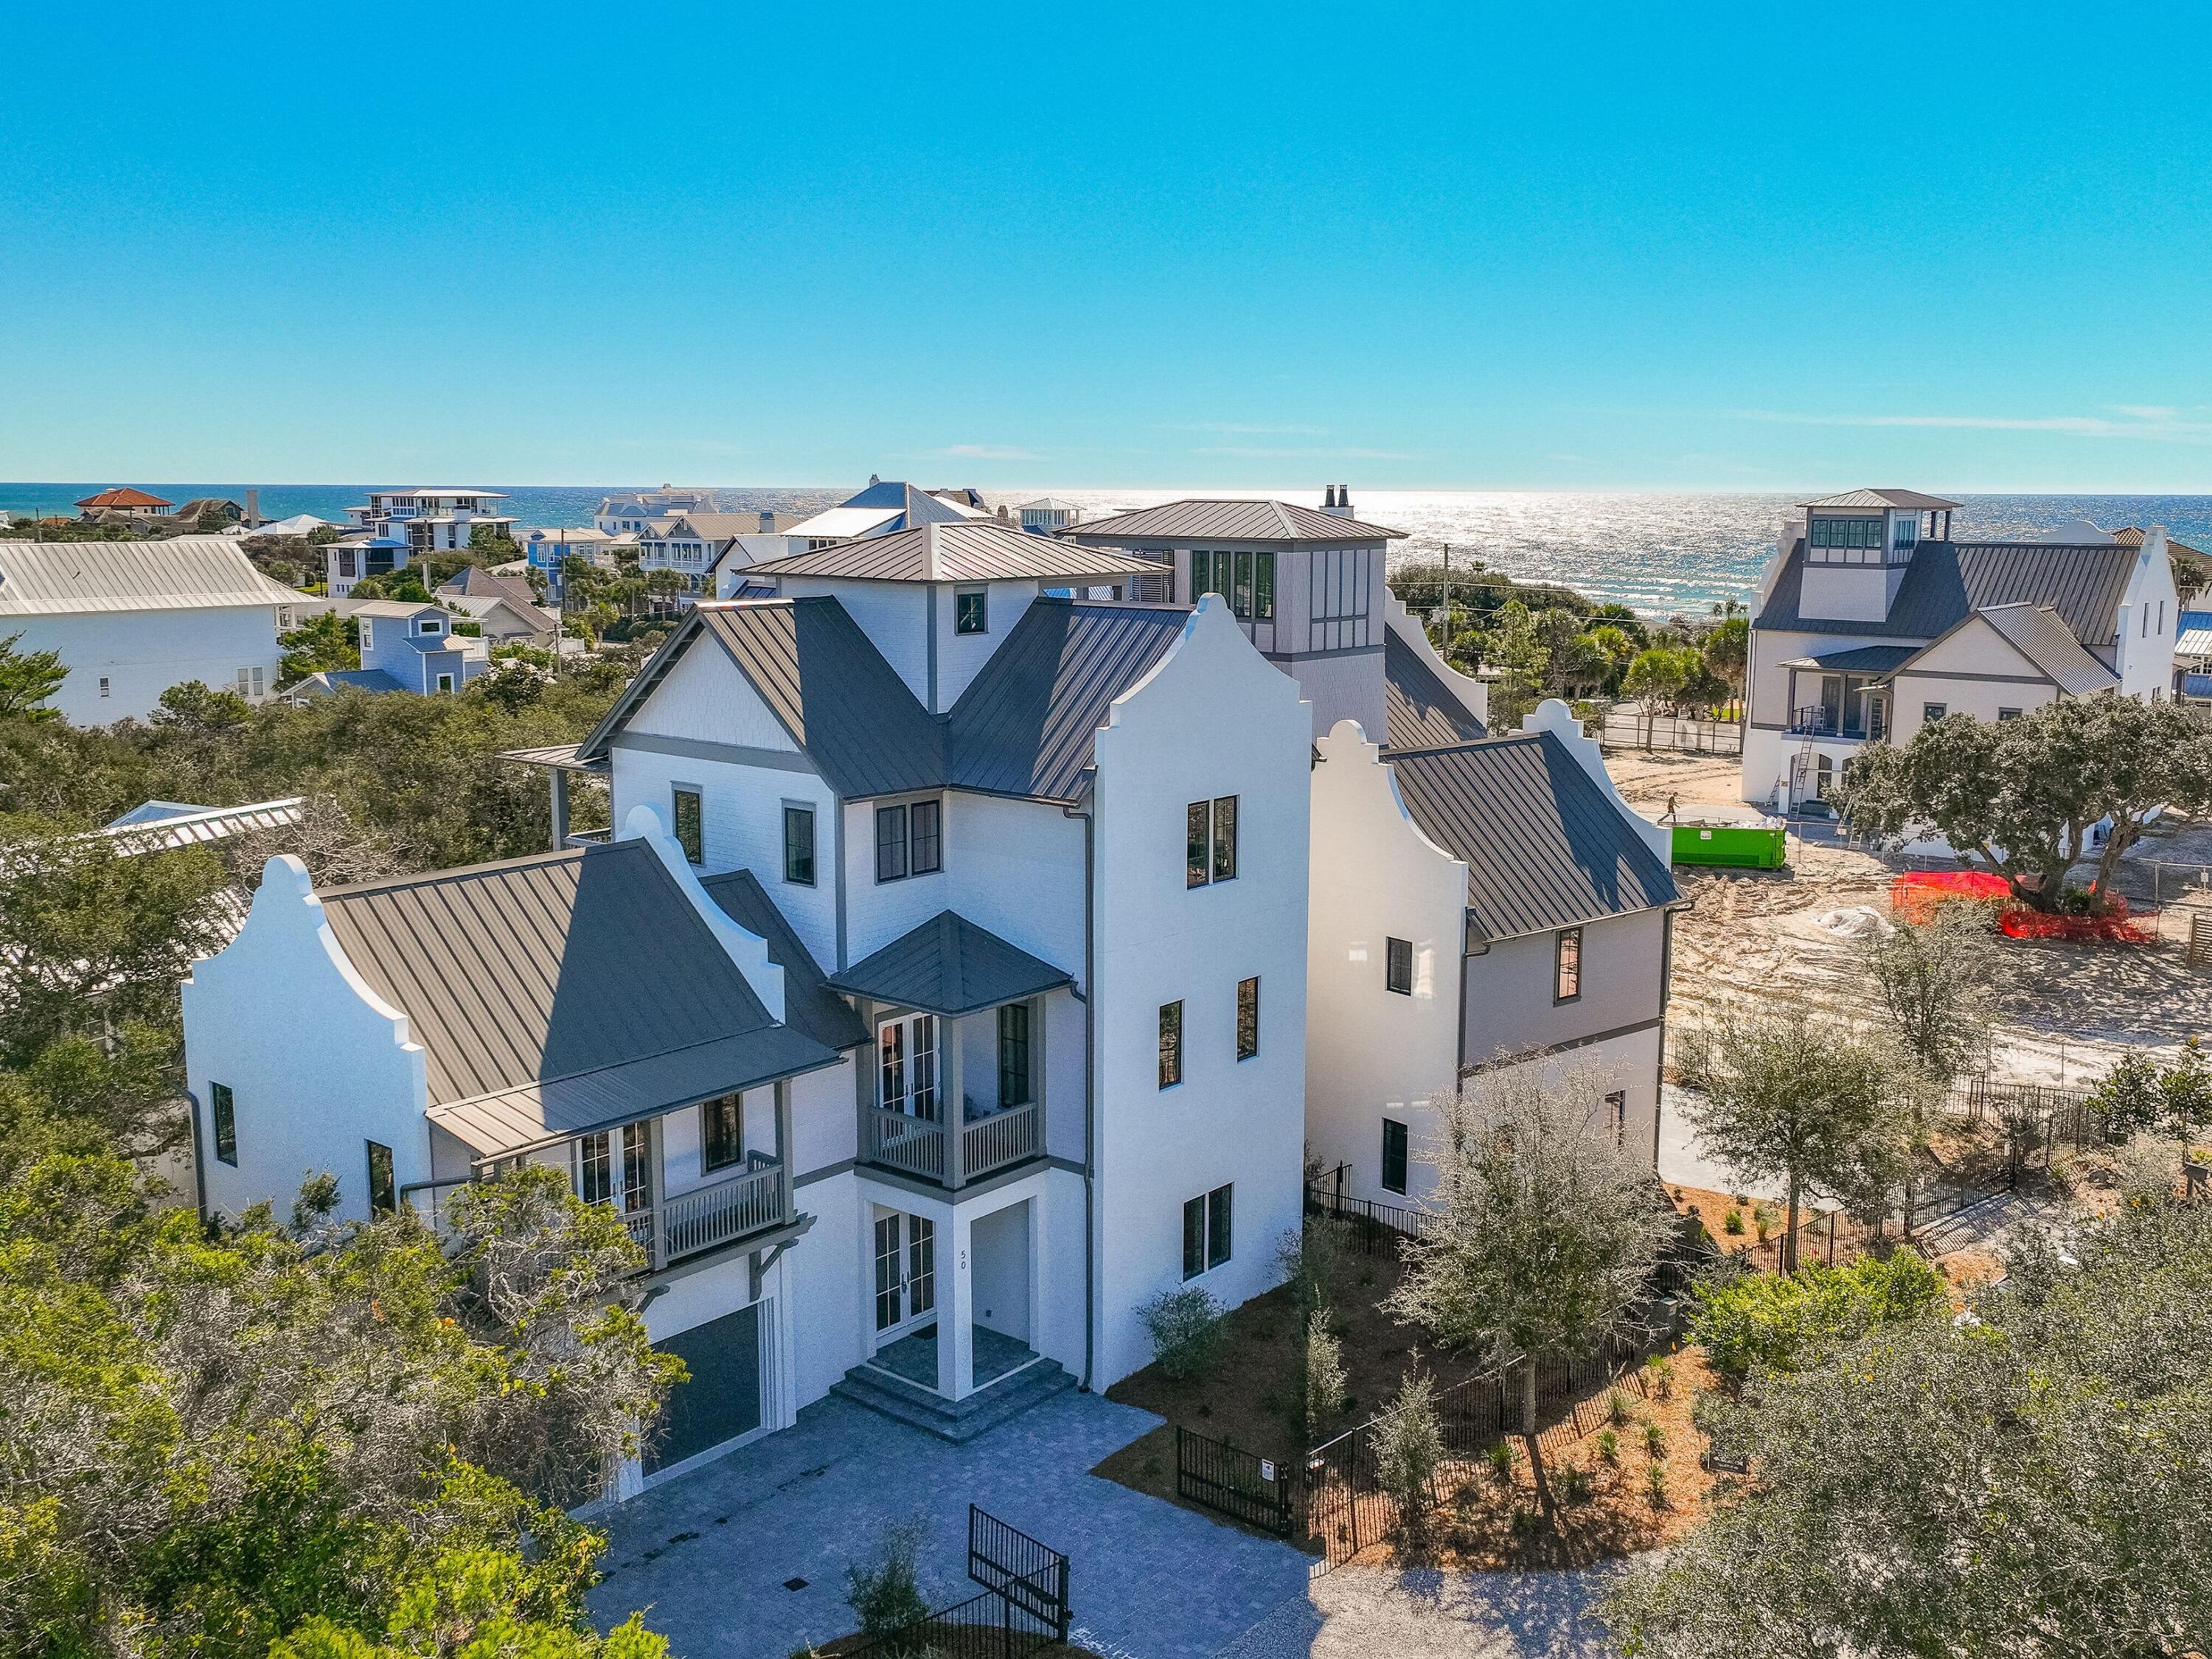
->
<box><xmin>1057</xmin><ymin>498</ymin><xmax>1409</xmax><ymax>543</ymax></box>
<box><xmin>1774</xmin><ymin>644</ymin><xmax>1921</xmax><ymax>675</ymax></box>
<box><xmin>699</xmin><ymin>868</ymin><xmax>868</xmax><ymax>1051</ymax></box>
<box><xmin>104</xmin><ymin>796</ymin><xmax>304</xmax><ymax>849</ymax></box>
<box><xmin>0</xmin><ymin>537</ymin><xmax>302</xmax><ymax>615</ymax></box>
<box><xmin>296</xmin><ymin>669</ymin><xmax>408</xmax><ymax>695</ymax></box>
<box><xmin>1798</xmin><ymin>488</ymin><xmax>1961</xmax><ymax>512</ymax></box>
<box><xmin>944</xmin><ymin>599</ymin><xmax>1193</xmax><ymax>801</ymax></box>
<box><xmin>828</xmin><ymin>910</ymin><xmax>1073</xmax><ymax>1016</ymax></box>
<box><xmin>1754</xmin><ymin>538</ymin><xmax>2139</xmax><ymax>647</ymax></box>
<box><xmin>1382</xmin><ymin>630</ymin><xmax>1489</xmax><ymax>751</ymax></box>
<box><xmin>313</xmin><ymin>839</ymin><xmax>839</xmax><ymax>1154</ymax></box>
<box><xmin>1385</xmin><ymin>732</ymin><xmax>1680</xmax><ymax>941</ymax></box>
<box><xmin>745</xmin><ymin>520</ymin><xmax>1160</xmax><ymax>584</ymax></box>
<box><xmin>1969</xmin><ymin>604</ymin><xmax>2121</xmax><ymax>696</ymax></box>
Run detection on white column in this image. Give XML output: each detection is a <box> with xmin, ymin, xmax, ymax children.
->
<box><xmin>942</xmin><ymin>1013</ymin><xmax>965</xmax><ymax>1190</ymax></box>
<box><xmin>936</xmin><ymin>1208</ymin><xmax>975</xmax><ymax>1399</ymax></box>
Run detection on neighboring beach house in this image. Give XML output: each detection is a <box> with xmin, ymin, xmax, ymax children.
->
<box><xmin>287</xmin><ymin>599</ymin><xmax>489</xmax><ymax>698</ymax></box>
<box><xmin>1742</xmin><ymin>490</ymin><xmax>2180</xmax><ymax>811</ymax></box>
<box><xmin>327</xmin><ymin>490</ymin><xmax>521</xmax><ymax>597</ymax></box>
<box><xmin>709</xmin><ymin>479</ymin><xmax>991</xmax><ymax>600</ymax></box>
<box><xmin>437</xmin><ymin>566</ymin><xmax>560</xmax><ymax>644</ymax></box>
<box><xmin>639</xmin><ymin>512</ymin><xmax>799</xmax><ymax>606</ymax></box>
<box><xmin>597</xmin><ymin>489</ymin><xmax>720</xmax><ymax>535</ymax></box>
<box><xmin>0</xmin><ymin>535</ymin><xmax>295</xmax><ymax>723</ymax></box>
<box><xmin>523</xmin><ymin>526</ymin><xmax>631</xmax><ymax>602</ymax></box>
<box><xmin>184</xmin><ymin>528</ymin><xmax>1315</xmax><ymax>1484</ymax></box>
<box><xmin>74</xmin><ymin>486</ymin><xmax>173</xmax><ymax>521</ymax></box>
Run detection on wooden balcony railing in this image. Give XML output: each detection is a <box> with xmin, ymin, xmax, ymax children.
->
<box><xmin>655</xmin><ymin>1150</ymin><xmax>787</xmax><ymax>1265</ymax></box>
<box><xmin>962</xmin><ymin>1100</ymin><xmax>1039</xmax><ymax>1181</ymax></box>
<box><xmin>863</xmin><ymin>1101</ymin><xmax>1040</xmax><ymax>1189</ymax></box>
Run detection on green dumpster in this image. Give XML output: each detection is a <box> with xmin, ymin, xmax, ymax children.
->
<box><xmin>1669</xmin><ymin>816</ymin><xmax>1787</xmax><ymax>869</ymax></box>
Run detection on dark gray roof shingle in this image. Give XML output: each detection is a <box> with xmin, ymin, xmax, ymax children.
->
<box><xmin>317</xmin><ymin>840</ymin><xmax>839</xmax><ymax>1153</ymax></box>
<box><xmin>1756</xmin><ymin>538</ymin><xmax>2138</xmax><ymax>646</ymax></box>
<box><xmin>1386</xmin><ymin>734</ymin><xmax>1680</xmax><ymax>940</ymax></box>
<box><xmin>1382</xmin><ymin>630</ymin><xmax>1488</xmax><ymax>750</ymax></box>
<box><xmin>1058</xmin><ymin>498</ymin><xmax>1408</xmax><ymax>544</ymax></box>
<box><xmin>945</xmin><ymin>599</ymin><xmax>1192</xmax><ymax>801</ymax></box>
<box><xmin>829</xmin><ymin>910</ymin><xmax>1072</xmax><ymax>1015</ymax></box>
<box><xmin>700</xmin><ymin>868</ymin><xmax>868</xmax><ymax>1051</ymax></box>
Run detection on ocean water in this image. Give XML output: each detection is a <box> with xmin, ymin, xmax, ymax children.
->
<box><xmin>8</xmin><ymin>481</ymin><xmax>2210</xmax><ymax>619</ymax></box>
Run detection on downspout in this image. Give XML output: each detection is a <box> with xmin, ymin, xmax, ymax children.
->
<box><xmin>184</xmin><ymin>1087</ymin><xmax>209</xmax><ymax>1225</ymax></box>
<box><xmin>1063</xmin><ymin>794</ymin><xmax>1096</xmax><ymax>1391</ymax></box>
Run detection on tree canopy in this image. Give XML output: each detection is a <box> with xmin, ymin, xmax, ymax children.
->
<box><xmin>1606</xmin><ymin>1195</ymin><xmax>2212</xmax><ymax>1657</ymax></box>
<box><xmin>0</xmin><ymin>631</ymin><xmax>69</xmax><ymax>721</ymax></box>
<box><xmin>1840</xmin><ymin>696</ymin><xmax>2212</xmax><ymax>911</ymax></box>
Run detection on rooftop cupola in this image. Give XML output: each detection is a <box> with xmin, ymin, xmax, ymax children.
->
<box><xmin>1795</xmin><ymin>487</ymin><xmax>1959</xmax><ymax>623</ymax></box>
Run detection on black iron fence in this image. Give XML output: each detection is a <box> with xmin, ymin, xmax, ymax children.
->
<box><xmin>1304</xmin><ymin>1177</ymin><xmax>1437</xmax><ymax>1256</ymax></box>
<box><xmin>832</xmin><ymin>1507</ymin><xmax>1069</xmax><ymax>1659</ymax></box>
<box><xmin>1598</xmin><ymin>705</ymin><xmax>1744</xmax><ymax>755</ymax></box>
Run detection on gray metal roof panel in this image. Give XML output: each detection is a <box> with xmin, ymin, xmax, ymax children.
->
<box><xmin>1058</xmin><ymin>498</ymin><xmax>1408</xmax><ymax>543</ymax></box>
<box><xmin>1382</xmin><ymin>630</ymin><xmax>1489</xmax><ymax>750</ymax></box>
<box><xmin>1971</xmin><ymin>604</ymin><xmax>2121</xmax><ymax>697</ymax></box>
<box><xmin>700</xmin><ymin>868</ymin><xmax>869</xmax><ymax>1051</ymax></box>
<box><xmin>0</xmin><ymin>536</ymin><xmax>301</xmax><ymax>615</ymax></box>
<box><xmin>1798</xmin><ymin>488</ymin><xmax>1961</xmax><ymax>511</ymax></box>
<box><xmin>1387</xmin><ymin>733</ymin><xmax>1680</xmax><ymax>939</ymax></box>
<box><xmin>692</xmin><ymin>600</ymin><xmax>945</xmax><ymax>797</ymax></box>
<box><xmin>1754</xmin><ymin>538</ymin><xmax>2137</xmax><ymax>646</ymax></box>
<box><xmin>945</xmin><ymin>599</ymin><xmax>1192</xmax><ymax>801</ymax></box>
<box><xmin>319</xmin><ymin>839</ymin><xmax>832</xmax><ymax>1110</ymax></box>
<box><xmin>745</xmin><ymin>520</ymin><xmax>1158</xmax><ymax>583</ymax></box>
<box><xmin>1775</xmin><ymin>644</ymin><xmax>1921</xmax><ymax>674</ymax></box>
<box><xmin>828</xmin><ymin>909</ymin><xmax>1072</xmax><ymax>1016</ymax></box>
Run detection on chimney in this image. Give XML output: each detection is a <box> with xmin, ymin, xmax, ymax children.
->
<box><xmin>1323</xmin><ymin>484</ymin><xmax>1354</xmax><ymax>520</ymax></box>
<box><xmin>758</xmin><ymin>510</ymin><xmax>776</xmax><ymax>532</ymax></box>
<box><xmin>246</xmin><ymin>487</ymin><xmax>260</xmax><ymax>527</ymax></box>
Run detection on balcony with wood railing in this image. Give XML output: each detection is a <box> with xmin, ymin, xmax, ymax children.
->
<box><xmin>863</xmin><ymin>1099</ymin><xmax>1041</xmax><ymax>1191</ymax></box>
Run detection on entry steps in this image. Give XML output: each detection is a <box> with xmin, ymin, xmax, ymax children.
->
<box><xmin>831</xmin><ymin>1354</ymin><xmax>1074</xmax><ymax>1443</ymax></box>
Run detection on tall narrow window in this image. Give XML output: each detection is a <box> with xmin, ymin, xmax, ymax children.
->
<box><xmin>1190</xmin><ymin>549</ymin><xmax>1216</xmax><ymax>602</ymax></box>
<box><xmin>1385</xmin><ymin>936</ymin><xmax>1413</xmax><ymax>996</ymax></box>
<box><xmin>1211</xmin><ymin>795</ymin><xmax>1237</xmax><ymax>882</ymax></box>
<box><xmin>1206</xmin><ymin>1183</ymin><xmax>1233</xmax><ymax>1270</ymax></box>
<box><xmin>875</xmin><ymin>803</ymin><xmax>908</xmax><ymax>882</ymax></box>
<box><xmin>1253</xmin><ymin>551</ymin><xmax>1275</xmax><ymax>621</ymax></box>
<box><xmin>366</xmin><ymin>1140</ymin><xmax>397</xmax><ymax>1216</ymax></box>
<box><xmin>1606</xmin><ymin>1091</ymin><xmax>1628</xmax><ymax>1150</ymax></box>
<box><xmin>1236</xmin><ymin>975</ymin><xmax>1259</xmax><ymax>1060</ymax></box>
<box><xmin>783</xmin><ymin>804</ymin><xmax>815</xmax><ymax>885</ymax></box>
<box><xmin>1186</xmin><ymin>801</ymin><xmax>1210</xmax><ymax>888</ymax></box>
<box><xmin>1232</xmin><ymin>550</ymin><xmax>1255</xmax><ymax>619</ymax></box>
<box><xmin>702</xmin><ymin>1093</ymin><xmax>744</xmax><ymax>1172</ymax></box>
<box><xmin>1555</xmin><ymin>926</ymin><xmax>1583</xmax><ymax>1003</ymax></box>
<box><xmin>909</xmin><ymin>799</ymin><xmax>942</xmax><ymax>874</ymax></box>
<box><xmin>672</xmin><ymin>785</ymin><xmax>703</xmax><ymax>864</ymax></box>
<box><xmin>998</xmin><ymin>1003</ymin><xmax>1033</xmax><ymax>1107</ymax></box>
<box><xmin>1158</xmin><ymin>1001</ymin><xmax>1183</xmax><ymax>1088</ymax></box>
<box><xmin>907</xmin><ymin>1217</ymin><xmax>936</xmax><ymax>1314</ymax></box>
<box><xmin>577</xmin><ymin>1130</ymin><xmax>613</xmax><ymax>1204</ymax></box>
<box><xmin>1183</xmin><ymin>1194</ymin><xmax>1207</xmax><ymax>1279</ymax></box>
<box><xmin>622</xmin><ymin>1127</ymin><xmax>653</xmax><ymax>1218</ymax></box>
<box><xmin>209</xmin><ymin>1082</ymin><xmax>237</xmax><ymax>1166</ymax></box>
<box><xmin>1382</xmin><ymin>1119</ymin><xmax>1408</xmax><ymax>1194</ymax></box>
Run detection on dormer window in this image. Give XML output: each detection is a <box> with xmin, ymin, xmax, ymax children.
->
<box><xmin>418</xmin><ymin>616</ymin><xmax>443</xmax><ymax>636</ymax></box>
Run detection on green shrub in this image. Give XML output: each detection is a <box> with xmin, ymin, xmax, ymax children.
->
<box><xmin>1644</xmin><ymin>1355</ymin><xmax>1675</xmax><ymax>1399</ymax></box>
<box><xmin>1487</xmin><ymin>1440</ymin><xmax>1523</xmax><ymax>1482</ymax></box>
<box><xmin>1690</xmin><ymin>1247</ymin><xmax>1946</xmax><ymax>1377</ymax></box>
<box><xmin>1138</xmin><ymin>1286</ymin><xmax>1225</xmax><ymax>1381</ymax></box>
<box><xmin>1593</xmin><ymin>1427</ymin><xmax>1620</xmax><ymax>1464</ymax></box>
<box><xmin>1511</xmin><ymin>1504</ymin><xmax>1543</xmax><ymax>1537</ymax></box>
<box><xmin>1644</xmin><ymin>1421</ymin><xmax>1667</xmax><ymax>1458</ymax></box>
<box><xmin>1375</xmin><ymin>1371</ymin><xmax>1445</xmax><ymax>1526</ymax></box>
<box><xmin>1722</xmin><ymin>1207</ymin><xmax>1745</xmax><ymax>1236</ymax></box>
<box><xmin>845</xmin><ymin>1514</ymin><xmax>930</xmax><ymax>1638</ymax></box>
<box><xmin>1605</xmin><ymin>1387</ymin><xmax>1633</xmax><ymax>1427</ymax></box>
<box><xmin>1303</xmin><ymin>1304</ymin><xmax>1349</xmax><ymax>1429</ymax></box>
<box><xmin>1645</xmin><ymin>1459</ymin><xmax>1670</xmax><ymax>1508</ymax></box>
<box><xmin>1557</xmin><ymin>1462</ymin><xmax>1596</xmax><ymax>1505</ymax></box>
<box><xmin>1753</xmin><ymin>1201</ymin><xmax>1781</xmax><ymax>1243</ymax></box>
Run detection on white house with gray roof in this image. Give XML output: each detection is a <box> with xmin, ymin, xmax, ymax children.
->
<box><xmin>0</xmin><ymin>535</ymin><xmax>299</xmax><ymax>723</ymax></box>
<box><xmin>1744</xmin><ymin>489</ymin><xmax>2180</xmax><ymax>810</ymax></box>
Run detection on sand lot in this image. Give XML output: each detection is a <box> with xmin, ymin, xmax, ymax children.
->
<box><xmin>1603</xmin><ymin>745</ymin><xmax>2212</xmax><ymax>1082</ymax></box>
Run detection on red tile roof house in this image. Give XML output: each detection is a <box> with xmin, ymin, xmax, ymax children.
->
<box><xmin>75</xmin><ymin>487</ymin><xmax>175</xmax><ymax>521</ymax></box>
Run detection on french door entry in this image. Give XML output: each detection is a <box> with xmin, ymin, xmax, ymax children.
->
<box><xmin>873</xmin><ymin>1211</ymin><xmax>937</xmax><ymax>1335</ymax></box>
<box><xmin>878</xmin><ymin>1013</ymin><xmax>939</xmax><ymax>1120</ymax></box>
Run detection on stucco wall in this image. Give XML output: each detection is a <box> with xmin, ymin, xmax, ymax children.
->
<box><xmin>1091</xmin><ymin>598</ymin><xmax>1312</xmax><ymax>1386</ymax></box>
<box><xmin>934</xmin><ymin>580</ymin><xmax>1041</xmax><ymax>710</ymax></box>
<box><xmin>1305</xmin><ymin>719</ymin><xmax>1467</xmax><ymax>1207</ymax></box>
<box><xmin>1461</xmin><ymin>908</ymin><xmax>1668</xmax><ymax>1068</ymax></box>
<box><xmin>777</xmin><ymin>578</ymin><xmax>930</xmax><ymax>703</ymax></box>
<box><xmin>181</xmin><ymin>855</ymin><xmax>431</xmax><ymax>1225</ymax></box>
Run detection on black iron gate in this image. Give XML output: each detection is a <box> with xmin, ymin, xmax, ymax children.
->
<box><xmin>967</xmin><ymin>1505</ymin><xmax>1070</xmax><ymax>1640</ymax></box>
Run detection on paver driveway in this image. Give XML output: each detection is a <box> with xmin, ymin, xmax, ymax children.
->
<box><xmin>586</xmin><ymin>1390</ymin><xmax>1312</xmax><ymax>1659</ymax></box>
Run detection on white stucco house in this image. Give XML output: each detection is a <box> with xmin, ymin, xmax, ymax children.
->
<box><xmin>0</xmin><ymin>535</ymin><xmax>298</xmax><ymax>723</ymax></box>
<box><xmin>1743</xmin><ymin>489</ymin><xmax>2181</xmax><ymax>811</ymax></box>
<box><xmin>326</xmin><ymin>490</ymin><xmax>521</xmax><ymax>597</ymax></box>
<box><xmin>184</xmin><ymin>518</ymin><xmax>1314</xmax><ymax>1487</ymax></box>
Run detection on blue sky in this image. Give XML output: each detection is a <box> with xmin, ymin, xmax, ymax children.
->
<box><xmin>4</xmin><ymin>1</ymin><xmax>2210</xmax><ymax>491</ymax></box>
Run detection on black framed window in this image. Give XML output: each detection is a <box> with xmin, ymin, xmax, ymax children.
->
<box><xmin>702</xmin><ymin>1093</ymin><xmax>744</xmax><ymax>1172</ymax></box>
<box><xmin>1385</xmin><ymin>936</ymin><xmax>1413</xmax><ymax>996</ymax></box>
<box><xmin>910</xmin><ymin>799</ymin><xmax>942</xmax><ymax>874</ymax></box>
<box><xmin>1233</xmin><ymin>550</ymin><xmax>1255</xmax><ymax>618</ymax></box>
<box><xmin>875</xmin><ymin>804</ymin><xmax>908</xmax><ymax>882</ymax></box>
<box><xmin>366</xmin><ymin>1140</ymin><xmax>397</xmax><ymax>1216</ymax></box>
<box><xmin>672</xmin><ymin>785</ymin><xmax>703</xmax><ymax>864</ymax></box>
<box><xmin>210</xmin><ymin>1082</ymin><xmax>237</xmax><ymax>1166</ymax></box>
<box><xmin>955</xmin><ymin>588</ymin><xmax>988</xmax><ymax>634</ymax></box>
<box><xmin>1183</xmin><ymin>1183</ymin><xmax>1234</xmax><ymax>1279</ymax></box>
<box><xmin>1253</xmin><ymin>551</ymin><xmax>1274</xmax><ymax>621</ymax></box>
<box><xmin>1606</xmin><ymin>1091</ymin><xmax>1628</xmax><ymax>1150</ymax></box>
<box><xmin>1555</xmin><ymin>926</ymin><xmax>1583</xmax><ymax>1003</ymax></box>
<box><xmin>998</xmin><ymin>1003</ymin><xmax>1033</xmax><ymax>1106</ymax></box>
<box><xmin>1158</xmin><ymin>1001</ymin><xmax>1183</xmax><ymax>1088</ymax></box>
<box><xmin>1997</xmin><ymin>707</ymin><xmax>2022</xmax><ymax>722</ymax></box>
<box><xmin>1382</xmin><ymin>1119</ymin><xmax>1408</xmax><ymax>1194</ymax></box>
<box><xmin>1236</xmin><ymin>975</ymin><xmax>1259</xmax><ymax>1060</ymax></box>
<box><xmin>1190</xmin><ymin>549</ymin><xmax>1217</xmax><ymax>602</ymax></box>
<box><xmin>781</xmin><ymin>804</ymin><xmax>815</xmax><ymax>886</ymax></box>
<box><xmin>1923</xmin><ymin>702</ymin><xmax>1947</xmax><ymax>723</ymax></box>
<box><xmin>1187</xmin><ymin>795</ymin><xmax>1238</xmax><ymax>886</ymax></box>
